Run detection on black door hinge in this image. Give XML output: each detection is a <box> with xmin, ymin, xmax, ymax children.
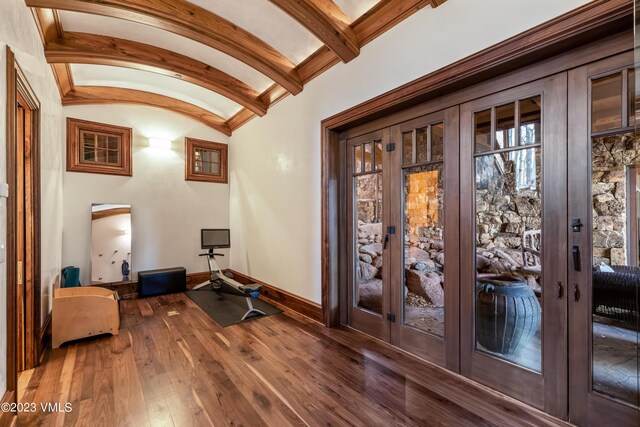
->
<box><xmin>387</xmin><ymin>313</ymin><xmax>396</xmax><ymax>322</ymax></box>
<box><xmin>387</xmin><ymin>226</ymin><xmax>396</xmax><ymax>234</ymax></box>
<box><xmin>386</xmin><ymin>143</ymin><xmax>395</xmax><ymax>152</ymax></box>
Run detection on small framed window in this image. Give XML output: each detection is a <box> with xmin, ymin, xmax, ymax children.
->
<box><xmin>185</xmin><ymin>138</ymin><xmax>228</xmax><ymax>183</ymax></box>
<box><xmin>67</xmin><ymin>118</ymin><xmax>132</xmax><ymax>176</ymax></box>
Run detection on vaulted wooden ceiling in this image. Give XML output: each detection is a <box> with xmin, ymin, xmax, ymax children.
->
<box><xmin>26</xmin><ymin>0</ymin><xmax>447</xmax><ymax>135</ymax></box>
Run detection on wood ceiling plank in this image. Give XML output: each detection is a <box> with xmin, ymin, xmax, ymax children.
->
<box><xmin>63</xmin><ymin>86</ymin><xmax>232</xmax><ymax>136</ymax></box>
<box><xmin>268</xmin><ymin>0</ymin><xmax>359</xmax><ymax>62</ymax></box>
<box><xmin>46</xmin><ymin>32</ymin><xmax>268</xmax><ymax>116</ymax></box>
<box><xmin>25</xmin><ymin>0</ymin><xmax>304</xmax><ymax>94</ymax></box>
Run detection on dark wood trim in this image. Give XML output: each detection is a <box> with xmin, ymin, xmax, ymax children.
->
<box><xmin>226</xmin><ymin>269</ymin><xmax>323</xmax><ymax>323</ymax></box>
<box><xmin>63</xmin><ymin>87</ymin><xmax>232</xmax><ymax>136</ymax></box>
<box><xmin>184</xmin><ymin>138</ymin><xmax>228</xmax><ymax>184</ymax></box>
<box><xmin>321</xmin><ymin>0</ymin><xmax>633</xmax><ymax>327</ymax></box>
<box><xmin>25</xmin><ymin>0</ymin><xmax>303</xmax><ymax>95</ymax></box>
<box><xmin>38</xmin><ymin>311</ymin><xmax>52</xmax><ymax>361</ymax></box>
<box><xmin>323</xmin><ymin>0</ymin><xmax>631</xmax><ymax>131</ymax></box>
<box><xmin>66</xmin><ymin>117</ymin><xmax>133</xmax><ymax>176</ymax></box>
<box><xmin>91</xmin><ymin>207</ymin><xmax>131</xmax><ymax>221</ymax></box>
<box><xmin>46</xmin><ymin>32</ymin><xmax>268</xmax><ymax>117</ymax></box>
<box><xmin>0</xmin><ymin>391</ymin><xmax>16</xmax><ymax>424</ymax></box>
<box><xmin>5</xmin><ymin>45</ymin><xmax>17</xmax><ymax>405</ymax></box>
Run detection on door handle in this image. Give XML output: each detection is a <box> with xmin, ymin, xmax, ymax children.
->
<box><xmin>557</xmin><ymin>281</ymin><xmax>563</xmax><ymax>299</ymax></box>
<box><xmin>572</xmin><ymin>246</ymin><xmax>581</xmax><ymax>271</ymax></box>
<box><xmin>574</xmin><ymin>283</ymin><xmax>580</xmax><ymax>302</ymax></box>
<box><xmin>383</xmin><ymin>234</ymin><xmax>389</xmax><ymax>250</ymax></box>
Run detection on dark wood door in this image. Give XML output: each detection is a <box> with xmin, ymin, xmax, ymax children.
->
<box><xmin>388</xmin><ymin>107</ymin><xmax>460</xmax><ymax>370</ymax></box>
<box><xmin>460</xmin><ymin>74</ymin><xmax>569</xmax><ymax>417</ymax></box>
<box><xmin>567</xmin><ymin>51</ymin><xmax>639</xmax><ymax>426</ymax></box>
<box><xmin>346</xmin><ymin>129</ymin><xmax>391</xmax><ymax>341</ymax></box>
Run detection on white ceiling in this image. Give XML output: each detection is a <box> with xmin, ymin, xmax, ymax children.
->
<box><xmin>186</xmin><ymin>0</ymin><xmax>324</xmax><ymax>65</ymax></box>
<box><xmin>333</xmin><ymin>0</ymin><xmax>381</xmax><ymax>21</ymax></box>
<box><xmin>51</xmin><ymin>1</ymin><xmax>394</xmax><ymax>129</ymax></box>
<box><xmin>58</xmin><ymin>10</ymin><xmax>275</xmax><ymax>92</ymax></box>
<box><xmin>71</xmin><ymin>64</ymin><xmax>243</xmax><ymax>119</ymax></box>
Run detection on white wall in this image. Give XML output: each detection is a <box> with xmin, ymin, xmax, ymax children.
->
<box><xmin>0</xmin><ymin>0</ymin><xmax>65</xmax><ymax>396</ymax></box>
<box><xmin>62</xmin><ymin>105</ymin><xmax>231</xmax><ymax>285</ymax></box>
<box><xmin>229</xmin><ymin>0</ymin><xmax>592</xmax><ymax>303</ymax></box>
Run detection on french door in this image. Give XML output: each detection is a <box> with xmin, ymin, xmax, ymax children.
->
<box><xmin>460</xmin><ymin>74</ymin><xmax>569</xmax><ymax>417</ymax></box>
<box><xmin>344</xmin><ymin>53</ymin><xmax>639</xmax><ymax>426</ymax></box>
<box><xmin>567</xmin><ymin>52</ymin><xmax>639</xmax><ymax>426</ymax></box>
<box><xmin>346</xmin><ymin>109</ymin><xmax>460</xmax><ymax>368</ymax></box>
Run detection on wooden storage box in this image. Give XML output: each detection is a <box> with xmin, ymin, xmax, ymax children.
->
<box><xmin>52</xmin><ymin>286</ymin><xmax>120</xmax><ymax>348</ymax></box>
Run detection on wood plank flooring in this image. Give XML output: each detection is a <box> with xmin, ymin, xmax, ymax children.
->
<box><xmin>13</xmin><ymin>293</ymin><xmax>570</xmax><ymax>426</ymax></box>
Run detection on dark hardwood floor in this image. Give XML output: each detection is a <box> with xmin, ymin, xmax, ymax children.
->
<box><xmin>13</xmin><ymin>293</ymin><xmax>570</xmax><ymax>426</ymax></box>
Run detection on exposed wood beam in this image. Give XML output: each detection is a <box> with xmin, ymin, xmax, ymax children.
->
<box><xmin>25</xmin><ymin>0</ymin><xmax>304</xmax><ymax>94</ymax></box>
<box><xmin>91</xmin><ymin>207</ymin><xmax>131</xmax><ymax>220</ymax></box>
<box><xmin>63</xmin><ymin>86</ymin><xmax>232</xmax><ymax>136</ymax></box>
<box><xmin>50</xmin><ymin>63</ymin><xmax>75</xmax><ymax>97</ymax></box>
<box><xmin>228</xmin><ymin>0</ymin><xmax>433</xmax><ymax>132</ymax></box>
<box><xmin>46</xmin><ymin>32</ymin><xmax>268</xmax><ymax>116</ymax></box>
<box><xmin>30</xmin><ymin>7</ymin><xmax>75</xmax><ymax>97</ymax></box>
<box><xmin>429</xmin><ymin>0</ymin><xmax>447</xmax><ymax>8</ymax></box>
<box><xmin>268</xmin><ymin>0</ymin><xmax>359</xmax><ymax>62</ymax></box>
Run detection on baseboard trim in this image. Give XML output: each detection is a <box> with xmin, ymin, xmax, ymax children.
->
<box><xmin>39</xmin><ymin>311</ymin><xmax>52</xmax><ymax>360</ymax></box>
<box><xmin>225</xmin><ymin>269</ymin><xmax>323</xmax><ymax>323</ymax></box>
<box><xmin>0</xmin><ymin>390</ymin><xmax>16</xmax><ymax>424</ymax></box>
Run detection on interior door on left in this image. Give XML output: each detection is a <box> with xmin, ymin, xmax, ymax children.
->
<box><xmin>346</xmin><ymin>129</ymin><xmax>391</xmax><ymax>341</ymax></box>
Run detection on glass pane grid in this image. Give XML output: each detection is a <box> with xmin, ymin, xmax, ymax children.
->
<box><xmin>474</xmin><ymin>104</ymin><xmax>543</xmax><ymax>372</ymax></box>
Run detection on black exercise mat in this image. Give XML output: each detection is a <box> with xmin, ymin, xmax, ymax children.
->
<box><xmin>185</xmin><ymin>288</ymin><xmax>281</xmax><ymax>327</ymax></box>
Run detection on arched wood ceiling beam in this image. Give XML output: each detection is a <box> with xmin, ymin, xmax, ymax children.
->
<box><xmin>62</xmin><ymin>86</ymin><xmax>232</xmax><ymax>136</ymax></box>
<box><xmin>267</xmin><ymin>0</ymin><xmax>359</xmax><ymax>63</ymax></box>
<box><xmin>25</xmin><ymin>0</ymin><xmax>304</xmax><ymax>95</ymax></box>
<box><xmin>46</xmin><ymin>32</ymin><xmax>268</xmax><ymax>116</ymax></box>
<box><xmin>31</xmin><ymin>7</ymin><xmax>75</xmax><ymax>96</ymax></box>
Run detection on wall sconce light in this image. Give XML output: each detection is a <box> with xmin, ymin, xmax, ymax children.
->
<box><xmin>149</xmin><ymin>137</ymin><xmax>172</xmax><ymax>150</ymax></box>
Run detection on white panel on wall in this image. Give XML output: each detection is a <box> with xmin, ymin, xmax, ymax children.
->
<box><xmin>58</xmin><ymin>10</ymin><xmax>275</xmax><ymax>92</ymax></box>
<box><xmin>0</xmin><ymin>0</ymin><xmax>66</xmax><ymax>396</ymax></box>
<box><xmin>70</xmin><ymin>64</ymin><xmax>243</xmax><ymax>119</ymax></box>
<box><xmin>62</xmin><ymin>105</ymin><xmax>231</xmax><ymax>285</ymax></box>
<box><xmin>228</xmin><ymin>0</ymin><xmax>592</xmax><ymax>303</ymax></box>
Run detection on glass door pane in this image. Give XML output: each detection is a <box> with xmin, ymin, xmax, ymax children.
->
<box><xmin>347</xmin><ymin>129</ymin><xmax>390</xmax><ymax>341</ymax></box>
<box><xmin>461</xmin><ymin>75</ymin><xmax>567</xmax><ymax>414</ymax></box>
<box><xmin>355</xmin><ymin>171</ymin><xmax>383</xmax><ymax>313</ymax></box>
<box><xmin>590</xmin><ymin>131</ymin><xmax>640</xmax><ymax>406</ymax></box>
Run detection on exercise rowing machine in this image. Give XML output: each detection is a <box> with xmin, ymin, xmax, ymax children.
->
<box><xmin>193</xmin><ymin>249</ymin><xmax>265</xmax><ymax>320</ymax></box>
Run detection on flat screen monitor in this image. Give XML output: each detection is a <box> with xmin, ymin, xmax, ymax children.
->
<box><xmin>201</xmin><ymin>229</ymin><xmax>230</xmax><ymax>249</ymax></box>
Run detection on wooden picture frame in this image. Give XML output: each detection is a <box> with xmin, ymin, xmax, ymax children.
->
<box><xmin>185</xmin><ymin>137</ymin><xmax>228</xmax><ymax>183</ymax></box>
<box><xmin>66</xmin><ymin>117</ymin><xmax>132</xmax><ymax>176</ymax></box>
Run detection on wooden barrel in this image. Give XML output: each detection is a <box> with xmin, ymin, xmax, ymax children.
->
<box><xmin>476</xmin><ymin>275</ymin><xmax>541</xmax><ymax>355</ymax></box>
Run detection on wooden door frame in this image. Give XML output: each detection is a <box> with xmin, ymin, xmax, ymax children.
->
<box><xmin>321</xmin><ymin>0</ymin><xmax>632</xmax><ymax>328</ymax></box>
<box><xmin>567</xmin><ymin>51</ymin><xmax>639</xmax><ymax>427</ymax></box>
<box><xmin>459</xmin><ymin>74</ymin><xmax>569</xmax><ymax>417</ymax></box>
<box><xmin>345</xmin><ymin>128</ymin><xmax>391</xmax><ymax>341</ymax></box>
<box><xmin>5</xmin><ymin>46</ymin><xmax>42</xmax><ymax>401</ymax></box>
<box><xmin>386</xmin><ymin>107</ymin><xmax>460</xmax><ymax>371</ymax></box>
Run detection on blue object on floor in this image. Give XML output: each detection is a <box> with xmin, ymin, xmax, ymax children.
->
<box><xmin>62</xmin><ymin>266</ymin><xmax>80</xmax><ymax>287</ymax></box>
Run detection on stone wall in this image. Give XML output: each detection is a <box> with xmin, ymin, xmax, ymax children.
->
<box><xmin>356</xmin><ymin>173</ymin><xmax>382</xmax><ymax>223</ymax></box>
<box><xmin>592</xmin><ymin>132</ymin><xmax>639</xmax><ymax>266</ymax></box>
<box><xmin>474</xmin><ymin>148</ymin><xmax>542</xmax><ymax>290</ymax></box>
